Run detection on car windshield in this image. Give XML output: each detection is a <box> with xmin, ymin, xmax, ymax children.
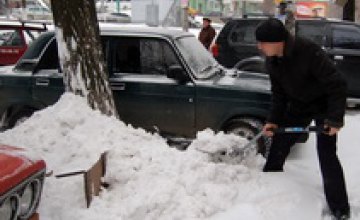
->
<box><xmin>175</xmin><ymin>36</ymin><xmax>219</xmax><ymax>79</ymax></box>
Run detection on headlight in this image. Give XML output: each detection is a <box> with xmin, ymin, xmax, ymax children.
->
<box><xmin>0</xmin><ymin>195</ymin><xmax>19</xmax><ymax>220</ymax></box>
<box><xmin>18</xmin><ymin>179</ymin><xmax>41</xmax><ymax>219</ymax></box>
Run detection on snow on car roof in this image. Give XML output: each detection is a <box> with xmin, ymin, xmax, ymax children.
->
<box><xmin>99</xmin><ymin>23</ymin><xmax>194</xmax><ymax>39</ymax></box>
<box><xmin>38</xmin><ymin>23</ymin><xmax>196</xmax><ymax>39</ymax></box>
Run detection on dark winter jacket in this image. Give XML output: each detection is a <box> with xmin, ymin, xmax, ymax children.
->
<box><xmin>266</xmin><ymin>35</ymin><xmax>347</xmax><ymax>128</ymax></box>
<box><xmin>199</xmin><ymin>26</ymin><xmax>216</xmax><ymax>49</ymax></box>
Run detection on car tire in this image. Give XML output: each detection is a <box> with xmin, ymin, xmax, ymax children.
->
<box><xmin>8</xmin><ymin>109</ymin><xmax>34</xmax><ymax>128</ymax></box>
<box><xmin>223</xmin><ymin>118</ymin><xmax>270</xmax><ymax>157</ymax></box>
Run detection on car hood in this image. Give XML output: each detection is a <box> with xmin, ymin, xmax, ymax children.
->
<box><xmin>212</xmin><ymin>70</ymin><xmax>271</xmax><ymax>93</ymax></box>
<box><xmin>0</xmin><ymin>145</ymin><xmax>45</xmax><ymax>195</ymax></box>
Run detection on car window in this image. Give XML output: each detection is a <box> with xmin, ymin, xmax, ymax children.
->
<box><xmin>296</xmin><ymin>22</ymin><xmax>325</xmax><ymax>46</ymax></box>
<box><xmin>0</xmin><ymin>29</ymin><xmax>24</xmax><ymax>47</ymax></box>
<box><xmin>20</xmin><ymin>32</ymin><xmax>54</xmax><ymax>61</ymax></box>
<box><xmin>332</xmin><ymin>24</ymin><xmax>360</xmax><ymax>50</ymax></box>
<box><xmin>24</xmin><ymin>29</ymin><xmax>43</xmax><ymax>45</ymax></box>
<box><xmin>110</xmin><ymin>37</ymin><xmax>181</xmax><ymax>75</ymax></box>
<box><xmin>229</xmin><ymin>22</ymin><xmax>258</xmax><ymax>45</ymax></box>
<box><xmin>15</xmin><ymin>32</ymin><xmax>54</xmax><ymax>72</ymax></box>
<box><xmin>34</xmin><ymin>36</ymin><xmax>110</xmax><ymax>73</ymax></box>
<box><xmin>175</xmin><ymin>36</ymin><xmax>218</xmax><ymax>79</ymax></box>
<box><xmin>141</xmin><ymin>39</ymin><xmax>181</xmax><ymax>75</ymax></box>
<box><xmin>35</xmin><ymin>38</ymin><xmax>60</xmax><ymax>71</ymax></box>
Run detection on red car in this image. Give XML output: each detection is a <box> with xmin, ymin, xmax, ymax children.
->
<box><xmin>0</xmin><ymin>20</ymin><xmax>48</xmax><ymax>66</ymax></box>
<box><xmin>0</xmin><ymin>145</ymin><xmax>46</xmax><ymax>220</ymax></box>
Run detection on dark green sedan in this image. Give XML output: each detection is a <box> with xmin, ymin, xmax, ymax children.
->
<box><xmin>0</xmin><ymin>26</ymin><xmax>271</xmax><ymax>152</ymax></box>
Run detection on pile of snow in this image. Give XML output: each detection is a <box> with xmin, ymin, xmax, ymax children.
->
<box><xmin>0</xmin><ymin>93</ymin><xmax>359</xmax><ymax>220</ymax></box>
<box><xmin>0</xmin><ymin>93</ymin><xmax>263</xmax><ymax>219</ymax></box>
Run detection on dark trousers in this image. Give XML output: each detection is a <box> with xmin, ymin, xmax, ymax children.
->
<box><xmin>263</xmin><ymin>117</ymin><xmax>350</xmax><ymax>215</ymax></box>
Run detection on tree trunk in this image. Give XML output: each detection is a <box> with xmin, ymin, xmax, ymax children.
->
<box><xmin>50</xmin><ymin>0</ymin><xmax>118</xmax><ymax>117</ymax></box>
<box><xmin>356</xmin><ymin>0</ymin><xmax>360</xmax><ymax>22</ymax></box>
<box><xmin>262</xmin><ymin>0</ymin><xmax>276</xmax><ymax>15</ymax></box>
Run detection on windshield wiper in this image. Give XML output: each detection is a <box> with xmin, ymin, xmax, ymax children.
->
<box><xmin>199</xmin><ymin>65</ymin><xmax>213</xmax><ymax>73</ymax></box>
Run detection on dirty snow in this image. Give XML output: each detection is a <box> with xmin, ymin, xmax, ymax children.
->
<box><xmin>0</xmin><ymin>93</ymin><xmax>359</xmax><ymax>220</ymax></box>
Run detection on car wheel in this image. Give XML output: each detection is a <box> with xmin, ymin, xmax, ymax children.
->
<box><xmin>224</xmin><ymin>118</ymin><xmax>270</xmax><ymax>157</ymax></box>
<box><xmin>8</xmin><ymin>109</ymin><xmax>35</xmax><ymax>128</ymax></box>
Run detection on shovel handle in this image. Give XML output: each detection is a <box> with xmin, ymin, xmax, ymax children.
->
<box><xmin>268</xmin><ymin>126</ymin><xmax>329</xmax><ymax>134</ymax></box>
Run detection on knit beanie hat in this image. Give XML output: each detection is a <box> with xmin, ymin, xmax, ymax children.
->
<box><xmin>255</xmin><ymin>18</ymin><xmax>288</xmax><ymax>42</ymax></box>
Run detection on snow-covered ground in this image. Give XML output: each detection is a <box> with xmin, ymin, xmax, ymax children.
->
<box><xmin>0</xmin><ymin>93</ymin><xmax>359</xmax><ymax>220</ymax></box>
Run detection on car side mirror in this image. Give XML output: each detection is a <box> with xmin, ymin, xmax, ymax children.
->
<box><xmin>167</xmin><ymin>65</ymin><xmax>189</xmax><ymax>83</ymax></box>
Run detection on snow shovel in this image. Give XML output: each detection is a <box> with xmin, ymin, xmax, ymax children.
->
<box><xmin>200</xmin><ymin>126</ymin><xmax>328</xmax><ymax>164</ymax></box>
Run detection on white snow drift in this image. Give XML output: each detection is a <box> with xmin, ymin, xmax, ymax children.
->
<box><xmin>0</xmin><ymin>93</ymin><xmax>359</xmax><ymax>220</ymax></box>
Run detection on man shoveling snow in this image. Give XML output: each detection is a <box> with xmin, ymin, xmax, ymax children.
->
<box><xmin>255</xmin><ymin>18</ymin><xmax>350</xmax><ymax>220</ymax></box>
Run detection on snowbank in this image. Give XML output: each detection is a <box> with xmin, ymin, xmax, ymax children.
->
<box><xmin>0</xmin><ymin>93</ymin><xmax>359</xmax><ymax>220</ymax></box>
<box><xmin>0</xmin><ymin>93</ymin><xmax>263</xmax><ymax>220</ymax></box>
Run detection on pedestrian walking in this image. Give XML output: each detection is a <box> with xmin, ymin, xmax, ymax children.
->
<box><xmin>198</xmin><ymin>17</ymin><xmax>216</xmax><ymax>50</ymax></box>
<box><xmin>276</xmin><ymin>1</ymin><xmax>295</xmax><ymax>35</ymax></box>
<box><xmin>256</xmin><ymin>18</ymin><xmax>350</xmax><ymax>220</ymax></box>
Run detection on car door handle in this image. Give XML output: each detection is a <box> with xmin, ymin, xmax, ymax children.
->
<box><xmin>35</xmin><ymin>79</ymin><xmax>50</xmax><ymax>86</ymax></box>
<box><xmin>334</xmin><ymin>55</ymin><xmax>344</xmax><ymax>61</ymax></box>
<box><xmin>110</xmin><ymin>82</ymin><xmax>126</xmax><ymax>91</ymax></box>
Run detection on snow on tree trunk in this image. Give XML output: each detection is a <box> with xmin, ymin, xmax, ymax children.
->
<box><xmin>50</xmin><ymin>0</ymin><xmax>118</xmax><ymax>117</ymax></box>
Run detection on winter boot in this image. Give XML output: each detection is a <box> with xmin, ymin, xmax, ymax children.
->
<box><xmin>332</xmin><ymin>209</ymin><xmax>350</xmax><ymax>220</ymax></box>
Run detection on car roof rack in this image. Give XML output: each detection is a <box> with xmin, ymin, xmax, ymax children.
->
<box><xmin>242</xmin><ymin>13</ymin><xmax>274</xmax><ymax>18</ymax></box>
<box><xmin>220</xmin><ymin>14</ymin><xmax>273</xmax><ymax>23</ymax></box>
<box><xmin>0</xmin><ymin>18</ymin><xmax>52</xmax><ymax>30</ymax></box>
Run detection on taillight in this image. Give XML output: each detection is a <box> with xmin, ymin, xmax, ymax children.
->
<box><xmin>210</xmin><ymin>43</ymin><xmax>219</xmax><ymax>57</ymax></box>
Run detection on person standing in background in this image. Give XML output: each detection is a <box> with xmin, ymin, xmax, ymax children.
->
<box><xmin>198</xmin><ymin>17</ymin><xmax>216</xmax><ymax>50</ymax></box>
<box><xmin>276</xmin><ymin>1</ymin><xmax>295</xmax><ymax>35</ymax></box>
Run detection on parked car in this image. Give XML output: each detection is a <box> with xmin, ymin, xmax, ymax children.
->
<box><xmin>0</xmin><ymin>20</ymin><xmax>48</xmax><ymax>66</ymax></box>
<box><xmin>0</xmin><ymin>145</ymin><xmax>46</xmax><ymax>220</ymax></box>
<box><xmin>211</xmin><ymin>18</ymin><xmax>360</xmax><ymax>106</ymax></box>
<box><xmin>0</xmin><ymin>26</ymin><xmax>272</xmax><ymax>153</ymax></box>
<box><xmin>97</xmin><ymin>12</ymin><xmax>131</xmax><ymax>23</ymax></box>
